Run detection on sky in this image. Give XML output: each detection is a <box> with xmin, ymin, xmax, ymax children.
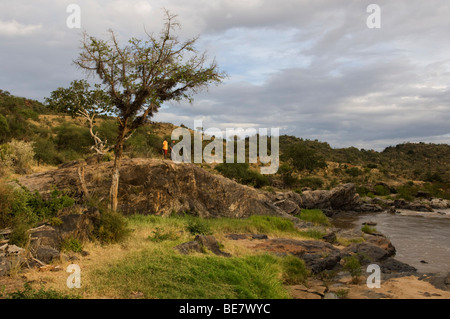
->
<box><xmin>1</xmin><ymin>0</ymin><xmax>450</xmax><ymax>151</ymax></box>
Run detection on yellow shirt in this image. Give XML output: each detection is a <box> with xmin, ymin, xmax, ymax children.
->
<box><xmin>163</xmin><ymin>141</ymin><xmax>168</xmax><ymax>150</ymax></box>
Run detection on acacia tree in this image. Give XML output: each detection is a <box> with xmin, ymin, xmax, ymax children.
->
<box><xmin>46</xmin><ymin>79</ymin><xmax>113</xmax><ymax>155</ymax></box>
<box><xmin>74</xmin><ymin>11</ymin><xmax>225</xmax><ymax>211</ymax></box>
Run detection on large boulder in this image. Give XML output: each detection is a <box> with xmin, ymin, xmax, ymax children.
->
<box><xmin>18</xmin><ymin>159</ymin><xmax>284</xmax><ymax>218</ymax></box>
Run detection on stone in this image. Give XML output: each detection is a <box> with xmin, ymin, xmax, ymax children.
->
<box><xmin>35</xmin><ymin>245</ymin><xmax>61</xmax><ymax>264</ymax></box>
<box><xmin>380</xmin><ymin>258</ymin><xmax>417</xmax><ymax>274</ymax></box>
<box><xmin>175</xmin><ymin>235</ymin><xmax>231</xmax><ymax>257</ymax></box>
<box><xmin>342</xmin><ymin>242</ymin><xmax>391</xmax><ymax>264</ymax></box>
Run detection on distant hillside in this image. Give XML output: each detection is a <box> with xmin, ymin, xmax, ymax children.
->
<box><xmin>1</xmin><ymin>90</ymin><xmax>449</xmax><ymax>200</ymax></box>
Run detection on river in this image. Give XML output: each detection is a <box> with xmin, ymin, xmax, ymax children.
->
<box><xmin>331</xmin><ymin>209</ymin><xmax>450</xmax><ymax>274</ymax></box>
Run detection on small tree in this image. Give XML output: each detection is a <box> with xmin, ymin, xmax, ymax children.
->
<box><xmin>46</xmin><ymin>79</ymin><xmax>113</xmax><ymax>155</ymax></box>
<box><xmin>73</xmin><ymin>10</ymin><xmax>225</xmax><ymax>211</ymax></box>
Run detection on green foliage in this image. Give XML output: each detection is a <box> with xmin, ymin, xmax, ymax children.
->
<box><xmin>92</xmin><ymin>249</ymin><xmax>289</xmax><ymax>299</ymax></box>
<box><xmin>8</xmin><ymin>223</ymin><xmax>30</xmax><ymax>248</ymax></box>
<box><xmin>343</xmin><ymin>255</ymin><xmax>362</xmax><ymax>283</ymax></box>
<box><xmin>278</xmin><ymin>163</ymin><xmax>298</xmax><ymax>188</ymax></box>
<box><xmin>281</xmin><ymin>255</ymin><xmax>309</xmax><ymax>284</ymax></box>
<box><xmin>345</xmin><ymin>167</ymin><xmax>362</xmax><ymax>177</ymax></box>
<box><xmin>27</xmin><ymin>188</ymin><xmax>75</xmax><ymax>221</ymax></box>
<box><xmin>0</xmin><ymin>139</ymin><xmax>36</xmax><ymax>174</ymax></box>
<box><xmin>93</xmin><ymin>208</ymin><xmax>131</xmax><ymax>244</ymax></box>
<box><xmin>298</xmin><ymin>177</ymin><xmax>324</xmax><ymax>190</ymax></box>
<box><xmin>32</xmin><ymin>137</ymin><xmax>61</xmax><ymax>165</ymax></box>
<box><xmin>374</xmin><ymin>184</ymin><xmax>390</xmax><ymax>196</ymax></box>
<box><xmin>147</xmin><ymin>227</ymin><xmax>179</xmax><ymax>242</ymax></box>
<box><xmin>55</xmin><ymin>123</ymin><xmax>92</xmax><ymax>155</ymax></box>
<box><xmin>361</xmin><ymin>224</ymin><xmax>377</xmax><ymax>234</ymax></box>
<box><xmin>186</xmin><ymin>217</ymin><xmax>211</xmax><ymax>235</ymax></box>
<box><xmin>280</xmin><ymin>142</ymin><xmax>327</xmax><ymax>172</ymax></box>
<box><xmin>60</xmin><ymin>236</ymin><xmax>84</xmax><ymax>253</ymax></box>
<box><xmin>1</xmin><ymin>283</ymin><xmax>77</xmax><ymax>299</ymax></box>
<box><xmin>215</xmin><ymin>163</ymin><xmax>269</xmax><ymax>188</ymax></box>
<box><xmin>0</xmin><ymin>186</ymin><xmax>74</xmax><ymax>229</ymax></box>
<box><xmin>298</xmin><ymin>229</ymin><xmax>327</xmax><ymax>239</ymax></box>
<box><xmin>297</xmin><ymin>209</ymin><xmax>330</xmax><ymax>226</ymax></box>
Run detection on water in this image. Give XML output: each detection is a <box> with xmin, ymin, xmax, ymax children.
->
<box><xmin>331</xmin><ymin>210</ymin><xmax>450</xmax><ymax>273</ymax></box>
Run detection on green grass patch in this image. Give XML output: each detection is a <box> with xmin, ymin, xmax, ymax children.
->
<box><xmin>90</xmin><ymin>247</ymin><xmax>290</xmax><ymax>299</ymax></box>
<box><xmin>297</xmin><ymin>209</ymin><xmax>331</xmax><ymax>226</ymax></box>
<box><xmin>361</xmin><ymin>224</ymin><xmax>377</xmax><ymax>234</ymax></box>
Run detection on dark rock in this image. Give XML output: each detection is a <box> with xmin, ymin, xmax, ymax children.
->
<box><xmin>420</xmin><ymin>260</ymin><xmax>428</xmax><ymax>264</ymax></box>
<box><xmin>362</xmin><ymin>221</ymin><xmax>377</xmax><ymax>226</ymax></box>
<box><xmin>322</xmin><ymin>232</ymin><xmax>337</xmax><ymax>244</ymax></box>
<box><xmin>175</xmin><ymin>235</ymin><xmax>231</xmax><ymax>257</ymax></box>
<box><xmin>226</xmin><ymin>234</ymin><xmax>248</xmax><ymax>240</ymax></box>
<box><xmin>342</xmin><ymin>242</ymin><xmax>391</xmax><ymax>264</ymax></box>
<box><xmin>380</xmin><ymin>258</ymin><xmax>417</xmax><ymax>273</ymax></box>
<box><xmin>35</xmin><ymin>246</ymin><xmax>60</xmax><ymax>264</ymax></box>
<box><xmin>251</xmin><ymin>234</ymin><xmax>268</xmax><ymax>240</ymax></box>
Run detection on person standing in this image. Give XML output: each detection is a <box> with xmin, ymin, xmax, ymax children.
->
<box><xmin>162</xmin><ymin>139</ymin><xmax>168</xmax><ymax>159</ymax></box>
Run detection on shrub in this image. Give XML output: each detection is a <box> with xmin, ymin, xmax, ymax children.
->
<box><xmin>8</xmin><ymin>222</ymin><xmax>30</xmax><ymax>248</ymax></box>
<box><xmin>27</xmin><ymin>188</ymin><xmax>75</xmax><ymax>221</ymax></box>
<box><xmin>1</xmin><ymin>283</ymin><xmax>77</xmax><ymax>299</ymax></box>
<box><xmin>374</xmin><ymin>185</ymin><xmax>390</xmax><ymax>196</ymax></box>
<box><xmin>60</xmin><ymin>236</ymin><xmax>84</xmax><ymax>253</ymax></box>
<box><xmin>280</xmin><ymin>143</ymin><xmax>327</xmax><ymax>172</ymax></box>
<box><xmin>55</xmin><ymin>123</ymin><xmax>91</xmax><ymax>156</ymax></box>
<box><xmin>1</xmin><ymin>139</ymin><xmax>36</xmax><ymax>174</ymax></box>
<box><xmin>215</xmin><ymin>163</ymin><xmax>269</xmax><ymax>188</ymax></box>
<box><xmin>298</xmin><ymin>177</ymin><xmax>323</xmax><ymax>190</ymax></box>
<box><xmin>343</xmin><ymin>255</ymin><xmax>362</xmax><ymax>283</ymax></box>
<box><xmin>281</xmin><ymin>255</ymin><xmax>309</xmax><ymax>284</ymax></box>
<box><xmin>278</xmin><ymin>163</ymin><xmax>298</xmax><ymax>188</ymax></box>
<box><xmin>345</xmin><ymin>167</ymin><xmax>362</xmax><ymax>177</ymax></box>
<box><xmin>186</xmin><ymin>218</ymin><xmax>211</xmax><ymax>235</ymax></box>
<box><xmin>93</xmin><ymin>209</ymin><xmax>131</xmax><ymax>244</ymax></box>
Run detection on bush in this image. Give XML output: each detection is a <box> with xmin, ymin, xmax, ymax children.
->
<box><xmin>60</xmin><ymin>236</ymin><xmax>84</xmax><ymax>253</ymax></box>
<box><xmin>1</xmin><ymin>283</ymin><xmax>77</xmax><ymax>299</ymax></box>
<box><xmin>281</xmin><ymin>255</ymin><xmax>309</xmax><ymax>284</ymax></box>
<box><xmin>8</xmin><ymin>223</ymin><xmax>30</xmax><ymax>248</ymax></box>
<box><xmin>186</xmin><ymin>218</ymin><xmax>211</xmax><ymax>235</ymax></box>
<box><xmin>1</xmin><ymin>139</ymin><xmax>36</xmax><ymax>174</ymax></box>
<box><xmin>93</xmin><ymin>209</ymin><xmax>131</xmax><ymax>244</ymax></box>
<box><xmin>55</xmin><ymin>123</ymin><xmax>91</xmax><ymax>156</ymax></box>
<box><xmin>298</xmin><ymin>177</ymin><xmax>323</xmax><ymax>190</ymax></box>
<box><xmin>345</xmin><ymin>167</ymin><xmax>362</xmax><ymax>177</ymax></box>
<box><xmin>280</xmin><ymin>143</ymin><xmax>327</xmax><ymax>172</ymax></box>
<box><xmin>374</xmin><ymin>185</ymin><xmax>390</xmax><ymax>196</ymax></box>
<box><xmin>278</xmin><ymin>163</ymin><xmax>298</xmax><ymax>188</ymax></box>
<box><xmin>343</xmin><ymin>255</ymin><xmax>362</xmax><ymax>283</ymax></box>
<box><xmin>215</xmin><ymin>163</ymin><xmax>269</xmax><ymax>188</ymax></box>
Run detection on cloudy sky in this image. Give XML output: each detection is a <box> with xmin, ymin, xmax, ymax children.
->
<box><xmin>1</xmin><ymin>0</ymin><xmax>450</xmax><ymax>150</ymax></box>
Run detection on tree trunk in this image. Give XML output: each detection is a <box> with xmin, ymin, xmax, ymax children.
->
<box><xmin>109</xmin><ymin>124</ymin><xmax>127</xmax><ymax>211</ymax></box>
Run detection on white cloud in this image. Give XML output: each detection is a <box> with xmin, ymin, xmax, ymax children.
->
<box><xmin>0</xmin><ymin>19</ymin><xmax>42</xmax><ymax>36</ymax></box>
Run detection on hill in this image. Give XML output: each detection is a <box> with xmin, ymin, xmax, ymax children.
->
<box><xmin>1</xmin><ymin>89</ymin><xmax>449</xmax><ymax>201</ymax></box>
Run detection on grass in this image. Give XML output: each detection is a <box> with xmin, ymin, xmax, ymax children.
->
<box><xmin>361</xmin><ymin>224</ymin><xmax>377</xmax><ymax>234</ymax></box>
<box><xmin>297</xmin><ymin>209</ymin><xmax>331</xmax><ymax>226</ymax></box>
<box><xmin>89</xmin><ymin>246</ymin><xmax>290</xmax><ymax>299</ymax></box>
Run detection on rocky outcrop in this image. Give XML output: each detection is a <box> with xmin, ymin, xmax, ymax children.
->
<box><xmin>18</xmin><ymin>159</ymin><xmax>285</xmax><ymax>218</ymax></box>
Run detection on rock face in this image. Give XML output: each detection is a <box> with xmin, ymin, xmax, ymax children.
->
<box><xmin>174</xmin><ymin>235</ymin><xmax>231</xmax><ymax>257</ymax></box>
<box><xmin>18</xmin><ymin>159</ymin><xmax>285</xmax><ymax>218</ymax></box>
